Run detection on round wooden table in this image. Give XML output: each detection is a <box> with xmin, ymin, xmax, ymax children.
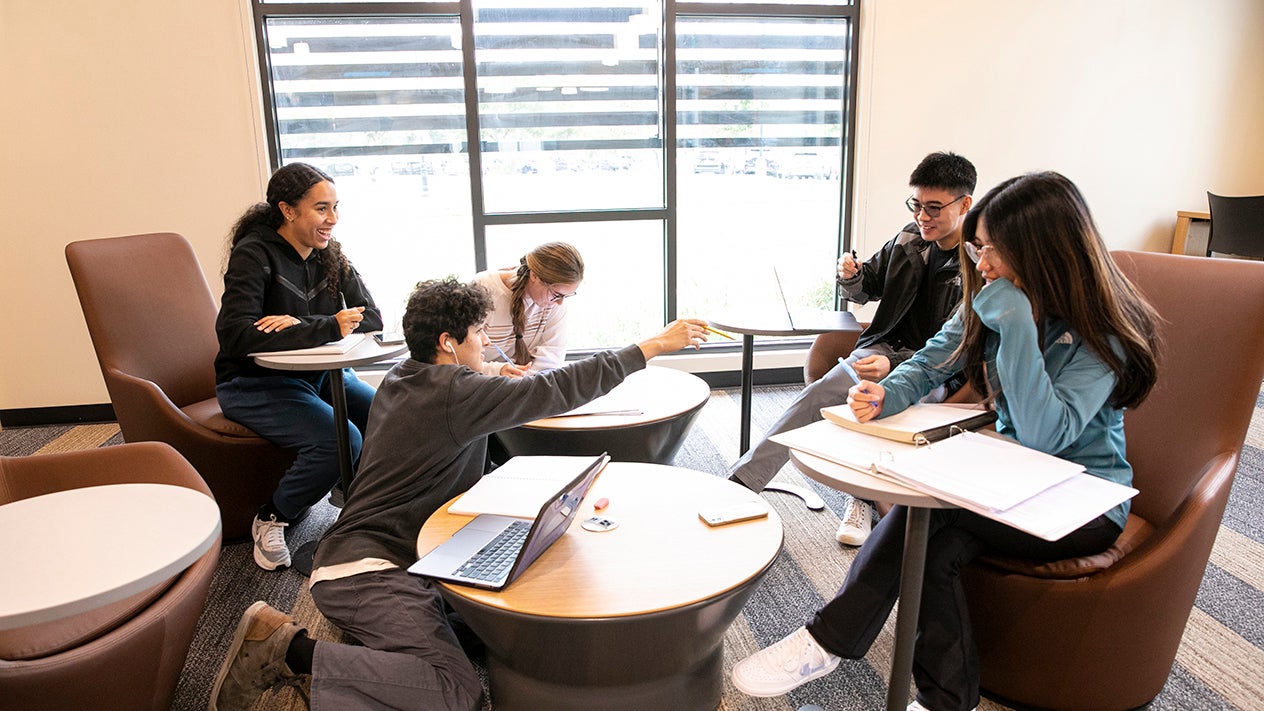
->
<box><xmin>416</xmin><ymin>463</ymin><xmax>783</xmax><ymax>710</ymax></box>
<box><xmin>494</xmin><ymin>366</ymin><xmax>711</xmax><ymax>464</ymax></box>
<box><xmin>0</xmin><ymin>483</ymin><xmax>221</xmax><ymax>630</ymax></box>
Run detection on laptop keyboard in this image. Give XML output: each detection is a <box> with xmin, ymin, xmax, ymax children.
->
<box><xmin>454</xmin><ymin>520</ymin><xmax>531</xmax><ymax>582</ymax></box>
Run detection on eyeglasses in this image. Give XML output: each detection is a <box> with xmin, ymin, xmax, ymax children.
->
<box><xmin>963</xmin><ymin>241</ymin><xmax>997</xmax><ymax>264</ymax></box>
<box><xmin>546</xmin><ymin>284</ymin><xmax>577</xmax><ymax>303</ymax></box>
<box><xmin>906</xmin><ymin>194</ymin><xmax>966</xmax><ymax>219</ymax></box>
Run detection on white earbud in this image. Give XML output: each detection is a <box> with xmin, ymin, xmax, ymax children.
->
<box><xmin>445</xmin><ymin>340</ymin><xmax>459</xmax><ymax>366</ymax></box>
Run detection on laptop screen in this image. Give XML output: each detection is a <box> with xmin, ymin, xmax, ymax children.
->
<box><xmin>505</xmin><ymin>453</ymin><xmax>607</xmax><ymax>582</ymax></box>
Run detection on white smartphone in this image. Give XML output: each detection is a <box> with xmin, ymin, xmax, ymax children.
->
<box><xmin>374</xmin><ymin>332</ymin><xmax>405</xmax><ymax>345</ymax></box>
<box><xmin>698</xmin><ymin>501</ymin><xmax>769</xmax><ymax>527</ymax></box>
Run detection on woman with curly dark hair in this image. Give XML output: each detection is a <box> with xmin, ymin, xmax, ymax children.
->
<box><xmin>214</xmin><ymin>162</ymin><xmax>383</xmax><ymax>571</ymax></box>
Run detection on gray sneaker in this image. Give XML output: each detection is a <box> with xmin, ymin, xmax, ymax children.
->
<box><xmin>835</xmin><ymin>497</ymin><xmax>872</xmax><ymax>546</ymax></box>
<box><xmin>252</xmin><ymin>515</ymin><xmax>291</xmax><ymax>571</ymax></box>
<box><xmin>208</xmin><ymin>601</ymin><xmax>303</xmax><ymax>711</ymax></box>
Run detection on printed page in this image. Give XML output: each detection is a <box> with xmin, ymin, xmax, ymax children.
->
<box><xmin>877</xmin><ymin>431</ymin><xmax>1084</xmax><ymax>512</ymax></box>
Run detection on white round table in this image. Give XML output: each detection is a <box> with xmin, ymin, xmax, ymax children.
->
<box><xmin>252</xmin><ymin>333</ymin><xmax>408</xmax><ymax>492</ymax></box>
<box><xmin>0</xmin><ymin>483</ymin><xmax>221</xmax><ymax>630</ymax></box>
<box><xmin>253</xmin><ymin>334</ymin><xmax>407</xmax><ymax>574</ymax></box>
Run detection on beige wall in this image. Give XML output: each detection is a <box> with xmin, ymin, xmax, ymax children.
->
<box><xmin>3</xmin><ymin>0</ymin><xmax>1263</xmax><ymax>412</ymax></box>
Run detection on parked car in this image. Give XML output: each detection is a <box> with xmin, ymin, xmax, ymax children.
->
<box><xmin>740</xmin><ymin>150</ymin><xmax>776</xmax><ymax>176</ymax></box>
<box><xmin>778</xmin><ymin>152</ymin><xmax>824</xmax><ymax>179</ymax></box>
<box><xmin>693</xmin><ymin>150</ymin><xmax>726</xmax><ymax>174</ymax></box>
<box><xmin>325</xmin><ymin>162</ymin><xmax>358</xmax><ymax>177</ymax></box>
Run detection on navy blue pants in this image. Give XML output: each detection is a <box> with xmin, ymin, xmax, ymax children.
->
<box><xmin>217</xmin><ymin>369</ymin><xmax>374</xmax><ymax>519</ymax></box>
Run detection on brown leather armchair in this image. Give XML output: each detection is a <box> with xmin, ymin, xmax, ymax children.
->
<box><xmin>66</xmin><ymin>232</ymin><xmax>293</xmax><ymax>540</ymax></box>
<box><xmin>961</xmin><ymin>250</ymin><xmax>1264</xmax><ymax>710</ymax></box>
<box><xmin>0</xmin><ymin>442</ymin><xmax>220</xmax><ymax>711</ymax></box>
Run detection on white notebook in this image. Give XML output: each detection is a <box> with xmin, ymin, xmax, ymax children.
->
<box><xmin>250</xmin><ymin>333</ymin><xmax>364</xmax><ymax>358</ymax></box>
<box><xmin>820</xmin><ymin>402</ymin><xmax>997</xmax><ymax>445</ymax></box>
<box><xmin>448</xmin><ymin>456</ymin><xmax>603</xmax><ymax>519</ymax></box>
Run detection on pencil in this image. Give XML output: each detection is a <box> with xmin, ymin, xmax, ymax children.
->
<box><xmin>702</xmin><ymin>323</ymin><xmax>736</xmax><ymax>340</ymax></box>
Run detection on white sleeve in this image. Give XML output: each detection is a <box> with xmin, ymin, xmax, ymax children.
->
<box><xmin>525</xmin><ymin>302</ymin><xmax>569</xmax><ymax>372</ymax></box>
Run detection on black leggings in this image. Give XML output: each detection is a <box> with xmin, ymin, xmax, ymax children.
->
<box><xmin>806</xmin><ymin>505</ymin><xmax>1121</xmax><ymax>711</ymax></box>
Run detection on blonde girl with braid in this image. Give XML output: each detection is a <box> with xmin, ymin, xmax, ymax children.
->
<box><xmin>471</xmin><ymin>242</ymin><xmax>585</xmax><ymax>377</ymax></box>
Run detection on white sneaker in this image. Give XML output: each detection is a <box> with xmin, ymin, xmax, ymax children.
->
<box><xmin>836</xmin><ymin>498</ymin><xmax>872</xmax><ymax>546</ymax></box>
<box><xmin>731</xmin><ymin>626</ymin><xmax>841</xmax><ymax>697</ymax></box>
<box><xmin>907</xmin><ymin>699</ymin><xmax>976</xmax><ymax>710</ymax></box>
<box><xmin>252</xmin><ymin>515</ymin><xmax>291</xmax><ymax>571</ymax></box>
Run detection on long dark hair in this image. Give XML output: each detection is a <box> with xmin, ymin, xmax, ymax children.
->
<box><xmin>507</xmin><ymin>242</ymin><xmax>584</xmax><ymax>364</ymax></box>
<box><xmin>955</xmin><ymin>172</ymin><xmax>1159</xmax><ymax>409</ymax></box>
<box><xmin>227</xmin><ymin>162</ymin><xmax>349</xmax><ymax>297</ymax></box>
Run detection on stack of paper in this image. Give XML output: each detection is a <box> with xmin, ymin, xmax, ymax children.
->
<box><xmin>250</xmin><ymin>333</ymin><xmax>364</xmax><ymax>357</ymax></box>
<box><xmin>772</xmin><ymin>421</ymin><xmax>1136</xmax><ymax>541</ymax></box>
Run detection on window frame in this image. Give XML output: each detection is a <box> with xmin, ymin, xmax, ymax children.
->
<box><xmin>250</xmin><ymin>0</ymin><xmax>862</xmax><ymax>352</ymax></box>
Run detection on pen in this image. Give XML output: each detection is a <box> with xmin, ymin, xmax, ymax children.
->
<box><xmin>838</xmin><ymin>357</ymin><xmax>877</xmax><ymax>408</ymax></box>
<box><xmin>490</xmin><ymin>340</ymin><xmax>513</xmax><ymax>362</ymax></box>
<box><xmin>701</xmin><ymin>323</ymin><xmax>736</xmax><ymax>340</ymax></box>
<box><xmin>339</xmin><ymin>292</ymin><xmax>347</xmax><ymax>310</ymax></box>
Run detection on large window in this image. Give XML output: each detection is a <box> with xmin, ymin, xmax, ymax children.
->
<box><xmin>253</xmin><ymin>1</ymin><xmax>859</xmax><ymax>349</ymax></box>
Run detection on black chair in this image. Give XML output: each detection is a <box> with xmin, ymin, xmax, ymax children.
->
<box><xmin>1206</xmin><ymin>192</ymin><xmax>1264</xmax><ymax>259</ymax></box>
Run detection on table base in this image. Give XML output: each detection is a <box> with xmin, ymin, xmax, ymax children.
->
<box><xmin>440</xmin><ymin>570</ymin><xmax>764</xmax><ymax>711</ymax></box>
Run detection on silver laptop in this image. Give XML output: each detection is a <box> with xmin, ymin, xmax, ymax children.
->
<box><xmin>772</xmin><ymin>265</ymin><xmax>796</xmax><ymax>330</ymax></box>
<box><xmin>407</xmin><ymin>452</ymin><xmax>609</xmax><ymax>591</ymax></box>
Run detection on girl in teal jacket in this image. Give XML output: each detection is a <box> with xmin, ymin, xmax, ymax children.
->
<box><xmin>732</xmin><ymin>172</ymin><xmax>1161</xmax><ymax>711</ymax></box>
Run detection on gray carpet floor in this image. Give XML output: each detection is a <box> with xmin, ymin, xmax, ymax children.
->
<box><xmin>3</xmin><ymin>383</ymin><xmax>1261</xmax><ymax>710</ymax></box>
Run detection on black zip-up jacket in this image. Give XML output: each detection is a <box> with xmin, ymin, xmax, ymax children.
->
<box><xmin>214</xmin><ymin>225</ymin><xmax>383</xmax><ymax>384</ymax></box>
<box><xmin>837</xmin><ymin>222</ymin><xmax>963</xmax><ymax>371</ymax></box>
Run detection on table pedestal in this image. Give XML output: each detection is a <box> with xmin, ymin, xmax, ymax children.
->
<box><xmin>442</xmin><ymin>577</ymin><xmax>760</xmax><ymax>711</ymax></box>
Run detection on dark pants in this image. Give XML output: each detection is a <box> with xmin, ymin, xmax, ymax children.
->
<box><xmin>217</xmin><ymin>370</ymin><xmax>374</xmax><ymax>519</ymax></box>
<box><xmin>310</xmin><ymin>569</ymin><xmax>484</xmax><ymax>710</ymax></box>
<box><xmin>805</xmin><ymin>505</ymin><xmax>1121</xmax><ymax>711</ymax></box>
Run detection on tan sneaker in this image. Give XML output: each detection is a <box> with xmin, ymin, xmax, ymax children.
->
<box><xmin>835</xmin><ymin>497</ymin><xmax>872</xmax><ymax>546</ymax></box>
<box><xmin>209</xmin><ymin>601</ymin><xmax>303</xmax><ymax>710</ymax></box>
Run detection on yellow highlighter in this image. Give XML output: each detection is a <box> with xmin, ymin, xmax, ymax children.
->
<box><xmin>701</xmin><ymin>323</ymin><xmax>736</xmax><ymax>340</ymax></box>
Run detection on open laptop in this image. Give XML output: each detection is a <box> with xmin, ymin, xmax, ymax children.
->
<box><xmin>771</xmin><ymin>265</ymin><xmax>795</xmax><ymax>330</ymax></box>
<box><xmin>407</xmin><ymin>452</ymin><xmax>610</xmax><ymax>591</ymax></box>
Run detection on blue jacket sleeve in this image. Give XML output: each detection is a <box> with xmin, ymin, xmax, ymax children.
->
<box><xmin>972</xmin><ymin>279</ymin><xmax>1117</xmax><ymax>453</ymax></box>
<box><xmin>879</xmin><ymin>307</ymin><xmax>967</xmax><ymax>414</ymax></box>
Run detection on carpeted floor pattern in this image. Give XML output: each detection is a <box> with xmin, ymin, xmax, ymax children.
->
<box><xmin>3</xmin><ymin>382</ymin><xmax>1261</xmax><ymax>710</ymax></box>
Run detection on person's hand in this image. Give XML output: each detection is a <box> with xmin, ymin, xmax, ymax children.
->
<box><xmin>255</xmin><ymin>314</ymin><xmax>301</xmax><ymax>333</ymax></box>
<box><xmin>852</xmin><ymin>354</ymin><xmax>891</xmax><ymax>381</ymax></box>
<box><xmin>498</xmin><ymin>362</ymin><xmax>529</xmax><ymax>378</ymax></box>
<box><xmin>336</xmin><ymin>306</ymin><xmax>366</xmax><ymax>337</ymax></box>
<box><xmin>847</xmin><ymin>381</ymin><xmax>884</xmax><ymax>423</ymax></box>
<box><xmin>637</xmin><ymin>318</ymin><xmax>708</xmax><ymax>359</ymax></box>
<box><xmin>837</xmin><ymin>252</ymin><xmax>860</xmax><ymax>280</ymax></box>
